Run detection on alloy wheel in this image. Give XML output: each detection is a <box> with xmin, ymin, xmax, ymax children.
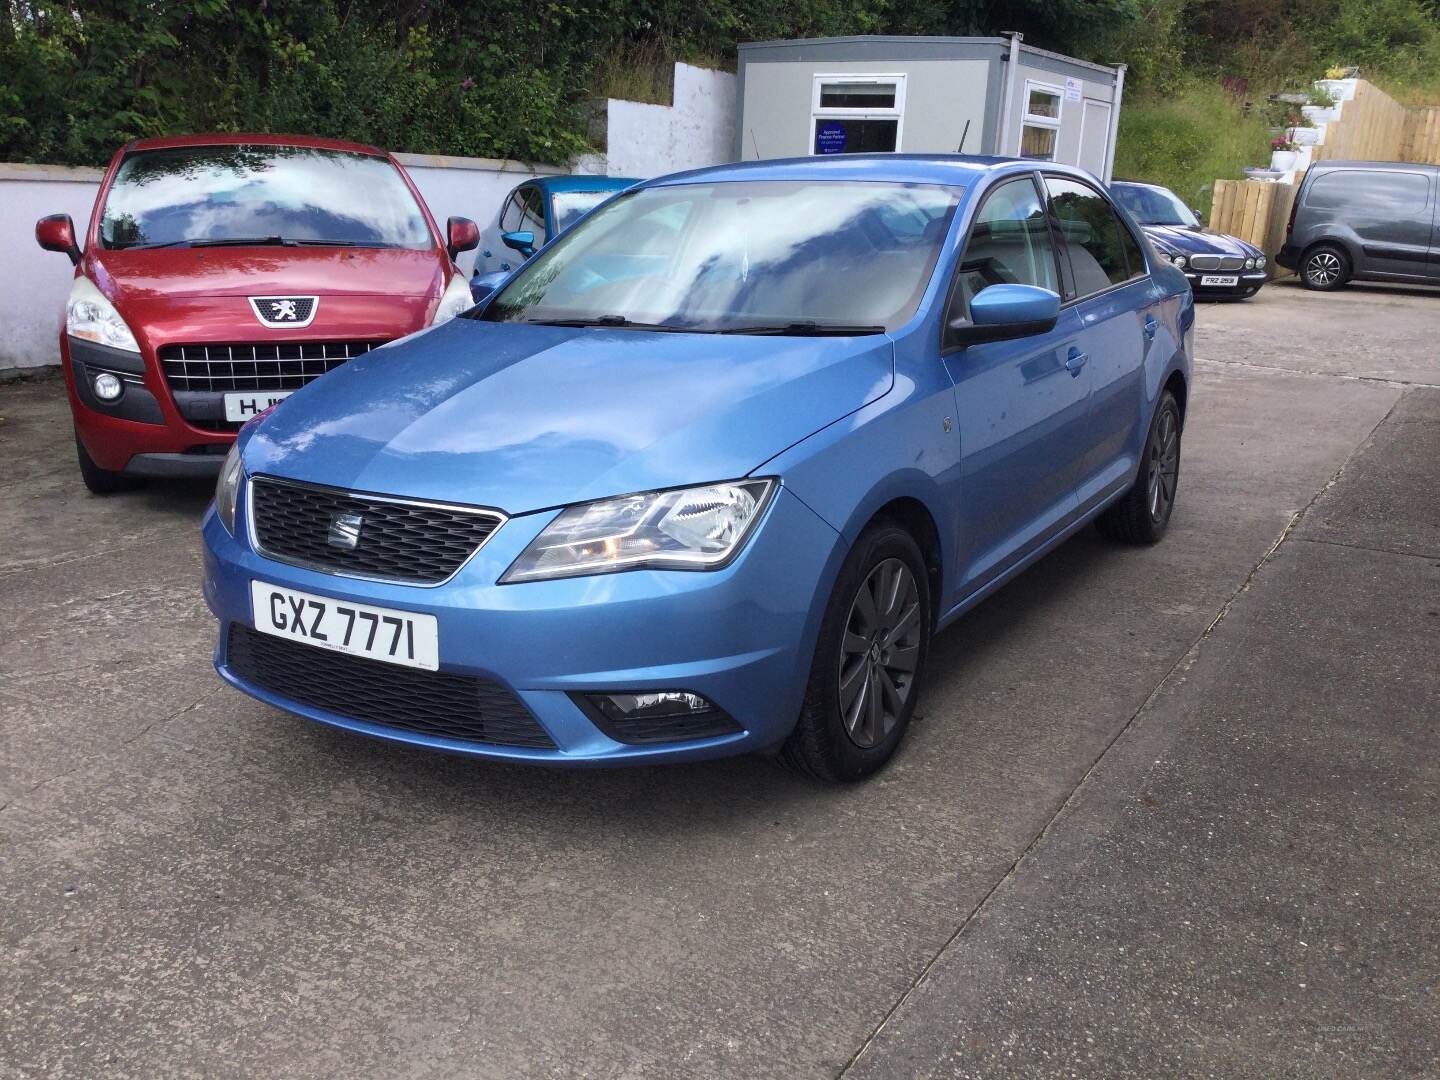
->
<box><xmin>838</xmin><ymin>557</ymin><xmax>922</xmax><ymax>749</ymax></box>
<box><xmin>1148</xmin><ymin>406</ymin><xmax>1180</xmax><ymax>522</ymax></box>
<box><xmin>1307</xmin><ymin>251</ymin><xmax>1342</xmax><ymax>287</ymax></box>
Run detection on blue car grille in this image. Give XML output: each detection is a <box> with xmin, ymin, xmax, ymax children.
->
<box><xmin>250</xmin><ymin>477</ymin><xmax>504</xmax><ymax>585</ymax></box>
<box><xmin>226</xmin><ymin>625</ymin><xmax>556</xmax><ymax>749</ymax></box>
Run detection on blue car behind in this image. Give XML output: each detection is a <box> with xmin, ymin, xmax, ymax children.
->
<box><xmin>204</xmin><ymin>155</ymin><xmax>1194</xmax><ymax>782</ymax></box>
<box><xmin>471</xmin><ymin>174</ymin><xmax>638</xmax><ymax>302</ymax></box>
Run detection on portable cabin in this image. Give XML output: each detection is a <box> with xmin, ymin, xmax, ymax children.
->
<box><xmin>735</xmin><ymin>35</ymin><xmax>1126</xmax><ymax>180</ymax></box>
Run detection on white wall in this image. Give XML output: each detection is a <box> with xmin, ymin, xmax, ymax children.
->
<box><xmin>1</xmin><ymin>164</ymin><xmax>105</xmax><ymax>374</ymax></box>
<box><xmin>605</xmin><ymin>63</ymin><xmax>737</xmax><ymax>178</ymax></box>
<box><xmin>0</xmin><ymin>155</ymin><xmax>562</xmax><ymax>374</ymax></box>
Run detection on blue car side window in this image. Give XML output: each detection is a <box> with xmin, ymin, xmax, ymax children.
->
<box><xmin>1045</xmin><ymin>177</ymin><xmax>1142</xmax><ymax>295</ymax></box>
<box><xmin>949</xmin><ymin>178</ymin><xmax>1060</xmax><ymax>322</ymax></box>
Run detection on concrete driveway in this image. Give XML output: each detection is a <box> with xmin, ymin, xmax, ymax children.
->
<box><xmin>2</xmin><ymin>279</ymin><xmax>1436</xmax><ymax>1078</ymax></box>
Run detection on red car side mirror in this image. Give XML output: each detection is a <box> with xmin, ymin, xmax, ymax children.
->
<box><xmin>36</xmin><ymin>213</ymin><xmax>81</xmax><ymax>265</ymax></box>
<box><xmin>446</xmin><ymin>216</ymin><xmax>480</xmax><ymax>261</ymax></box>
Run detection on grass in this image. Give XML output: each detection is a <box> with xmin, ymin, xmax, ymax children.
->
<box><xmin>589</xmin><ymin>40</ymin><xmax>729</xmax><ymax>106</ymax></box>
<box><xmin>1112</xmin><ymin>80</ymin><xmax>1271</xmax><ymax>218</ymax></box>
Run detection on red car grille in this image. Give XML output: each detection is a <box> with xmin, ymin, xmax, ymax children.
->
<box><xmin>159</xmin><ymin>341</ymin><xmax>382</xmax><ymax>393</ymax></box>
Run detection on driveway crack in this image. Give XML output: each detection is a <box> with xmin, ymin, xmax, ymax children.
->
<box><xmin>0</xmin><ymin>683</ymin><xmax>225</xmax><ymax>817</ymax></box>
<box><xmin>1193</xmin><ymin>355</ymin><xmax>1439</xmax><ymax>390</ymax></box>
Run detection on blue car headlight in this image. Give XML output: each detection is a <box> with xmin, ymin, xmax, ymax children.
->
<box><xmin>214</xmin><ymin>443</ymin><xmax>243</xmax><ymax>535</ymax></box>
<box><xmin>501</xmin><ymin>479</ymin><xmax>775</xmax><ymax>583</ymax></box>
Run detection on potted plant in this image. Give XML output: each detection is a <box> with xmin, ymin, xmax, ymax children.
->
<box><xmin>1302</xmin><ymin>84</ymin><xmax>1342</xmax><ymax>126</ymax></box>
<box><xmin>1316</xmin><ymin>66</ymin><xmax>1359</xmax><ymax>102</ymax></box>
<box><xmin>1270</xmin><ymin>133</ymin><xmax>1299</xmax><ymax>171</ymax></box>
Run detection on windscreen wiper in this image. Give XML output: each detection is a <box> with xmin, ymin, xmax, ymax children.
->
<box><xmin>188</xmin><ymin>235</ymin><xmax>296</xmax><ymax>248</ymax></box>
<box><xmin>717</xmin><ymin>321</ymin><xmax>887</xmax><ymax>336</ymax></box>
<box><xmin>108</xmin><ymin>239</ymin><xmax>192</xmax><ymax>250</ymax></box>
<box><xmin>520</xmin><ymin>316</ymin><xmax>712</xmax><ymax>333</ymax></box>
<box><xmin>113</xmin><ymin>237</ymin><xmax>370</xmax><ymax>250</ymax></box>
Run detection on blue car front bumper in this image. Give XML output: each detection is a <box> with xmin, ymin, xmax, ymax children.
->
<box><xmin>202</xmin><ymin>483</ymin><xmax>843</xmax><ymax>765</ymax></box>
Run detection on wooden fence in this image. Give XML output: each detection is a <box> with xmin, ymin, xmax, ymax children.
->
<box><xmin>1311</xmin><ymin>80</ymin><xmax>1411</xmax><ymax>163</ymax></box>
<box><xmin>1208</xmin><ymin>180</ymin><xmax>1298</xmax><ymax>277</ymax></box>
<box><xmin>1402</xmin><ymin>106</ymin><xmax>1440</xmax><ymax>165</ymax></box>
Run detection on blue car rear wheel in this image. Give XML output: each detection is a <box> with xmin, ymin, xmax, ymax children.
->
<box><xmin>1096</xmin><ymin>391</ymin><xmax>1182</xmax><ymax>545</ymax></box>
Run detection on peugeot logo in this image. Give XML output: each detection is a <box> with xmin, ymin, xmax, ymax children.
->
<box><xmin>327</xmin><ymin>512</ymin><xmax>364</xmax><ymax>551</ymax></box>
<box><xmin>250</xmin><ymin>296</ymin><xmax>318</xmax><ymax>328</ymax></box>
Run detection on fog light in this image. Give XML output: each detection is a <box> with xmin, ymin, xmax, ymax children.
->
<box><xmin>93</xmin><ymin>372</ymin><xmax>123</xmax><ymax>401</ymax></box>
<box><xmin>576</xmin><ymin>690</ymin><xmax>742</xmax><ymax>745</ymax></box>
<box><xmin>596</xmin><ymin>691</ymin><xmax>711</xmax><ymax>720</ymax></box>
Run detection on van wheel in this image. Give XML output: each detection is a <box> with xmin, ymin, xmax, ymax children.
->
<box><xmin>1301</xmin><ymin>244</ymin><xmax>1350</xmax><ymax>290</ymax></box>
<box><xmin>75</xmin><ymin>432</ymin><xmax>142</xmax><ymax>495</ymax></box>
<box><xmin>1096</xmin><ymin>391</ymin><xmax>1181</xmax><ymax>545</ymax></box>
<box><xmin>780</xmin><ymin>522</ymin><xmax>931</xmax><ymax>783</ymax></box>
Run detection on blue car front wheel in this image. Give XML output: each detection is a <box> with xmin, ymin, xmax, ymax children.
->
<box><xmin>781</xmin><ymin>521</ymin><xmax>931</xmax><ymax>782</ymax></box>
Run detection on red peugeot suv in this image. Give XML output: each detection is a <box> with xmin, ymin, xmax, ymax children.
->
<box><xmin>35</xmin><ymin>133</ymin><xmax>479</xmax><ymax>493</ymax></box>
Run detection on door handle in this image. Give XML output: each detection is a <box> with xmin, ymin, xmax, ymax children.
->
<box><xmin>1064</xmin><ymin>348</ymin><xmax>1088</xmax><ymax>377</ymax></box>
<box><xmin>1143</xmin><ymin>314</ymin><xmax>1159</xmax><ymax>340</ymax></box>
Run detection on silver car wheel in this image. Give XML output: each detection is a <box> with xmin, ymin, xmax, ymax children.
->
<box><xmin>1307</xmin><ymin>251</ymin><xmax>1342</xmax><ymax>286</ymax></box>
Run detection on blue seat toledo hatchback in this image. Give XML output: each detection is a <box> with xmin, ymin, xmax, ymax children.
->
<box><xmin>203</xmin><ymin>155</ymin><xmax>1193</xmax><ymax>782</ymax></box>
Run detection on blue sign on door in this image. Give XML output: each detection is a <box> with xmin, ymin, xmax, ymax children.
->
<box><xmin>815</xmin><ymin>121</ymin><xmax>848</xmax><ymax>155</ymax></box>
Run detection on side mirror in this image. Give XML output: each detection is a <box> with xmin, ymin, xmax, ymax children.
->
<box><xmin>446</xmin><ymin>216</ymin><xmax>480</xmax><ymax>261</ymax></box>
<box><xmin>469</xmin><ymin>269</ymin><xmax>510</xmax><ymax>305</ymax></box>
<box><xmin>501</xmin><ymin>230</ymin><xmax>536</xmax><ymax>257</ymax></box>
<box><xmin>36</xmin><ymin>214</ymin><xmax>81</xmax><ymax>265</ymax></box>
<box><xmin>946</xmin><ymin>284</ymin><xmax>1060</xmax><ymax>348</ymax></box>
<box><xmin>1189</xmin><ymin>207</ymin><xmax>1205</xmax><ymax>224</ymax></box>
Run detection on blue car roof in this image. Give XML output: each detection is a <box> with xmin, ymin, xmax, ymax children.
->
<box><xmin>535</xmin><ymin>175</ymin><xmax>640</xmax><ymax>193</ymax></box>
<box><xmin>648</xmin><ymin>154</ymin><xmax>1055</xmax><ymax>189</ymax></box>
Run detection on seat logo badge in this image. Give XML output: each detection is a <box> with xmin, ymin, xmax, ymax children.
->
<box><xmin>327</xmin><ymin>512</ymin><xmax>364</xmax><ymax>551</ymax></box>
<box><xmin>249</xmin><ymin>296</ymin><xmax>319</xmax><ymax>329</ymax></box>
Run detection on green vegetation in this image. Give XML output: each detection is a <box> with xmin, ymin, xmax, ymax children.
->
<box><xmin>2</xmin><ymin>0</ymin><xmax>1440</xmax><ymax>172</ymax></box>
<box><xmin>1112</xmin><ymin>83</ymin><xmax>1271</xmax><ymax>215</ymax></box>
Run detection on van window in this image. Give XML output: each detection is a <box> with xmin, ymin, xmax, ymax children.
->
<box><xmin>1307</xmin><ymin>170</ymin><xmax>1430</xmax><ymax>214</ymax></box>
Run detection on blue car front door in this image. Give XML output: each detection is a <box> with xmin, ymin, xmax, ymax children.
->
<box><xmin>1043</xmin><ymin>176</ymin><xmax>1151</xmax><ymax>509</ymax></box>
<box><xmin>941</xmin><ymin>175</ymin><xmax>1093</xmax><ymax>600</ymax></box>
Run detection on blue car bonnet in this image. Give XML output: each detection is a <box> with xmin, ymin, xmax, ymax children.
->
<box><xmin>241</xmin><ymin>318</ymin><xmax>895</xmax><ymax>513</ymax></box>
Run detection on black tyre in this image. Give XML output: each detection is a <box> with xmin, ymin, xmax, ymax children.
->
<box><xmin>75</xmin><ymin>431</ymin><xmax>142</xmax><ymax>495</ymax></box>
<box><xmin>1301</xmin><ymin>244</ymin><xmax>1350</xmax><ymax>291</ymax></box>
<box><xmin>1096</xmin><ymin>391</ymin><xmax>1181</xmax><ymax>545</ymax></box>
<box><xmin>781</xmin><ymin>522</ymin><xmax>931</xmax><ymax>783</ymax></box>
